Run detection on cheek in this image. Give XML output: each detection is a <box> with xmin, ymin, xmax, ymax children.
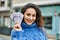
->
<box><xmin>24</xmin><ymin>15</ymin><xmax>28</xmax><ymax>19</ymax></box>
<box><xmin>33</xmin><ymin>17</ymin><xmax>36</xmax><ymax>21</ymax></box>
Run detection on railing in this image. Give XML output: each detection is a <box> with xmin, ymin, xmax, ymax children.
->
<box><xmin>56</xmin><ymin>33</ymin><xmax>60</xmax><ymax>40</ymax></box>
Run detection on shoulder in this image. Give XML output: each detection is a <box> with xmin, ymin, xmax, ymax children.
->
<box><xmin>39</xmin><ymin>27</ymin><xmax>46</xmax><ymax>32</ymax></box>
<box><xmin>37</xmin><ymin>27</ymin><xmax>47</xmax><ymax>35</ymax></box>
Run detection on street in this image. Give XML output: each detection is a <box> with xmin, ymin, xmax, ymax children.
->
<box><xmin>0</xmin><ymin>34</ymin><xmax>11</xmax><ymax>40</ymax></box>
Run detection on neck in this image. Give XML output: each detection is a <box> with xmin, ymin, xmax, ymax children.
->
<box><xmin>21</xmin><ymin>22</ymin><xmax>37</xmax><ymax>29</ymax></box>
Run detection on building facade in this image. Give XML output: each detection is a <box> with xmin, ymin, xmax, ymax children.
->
<box><xmin>0</xmin><ymin>0</ymin><xmax>11</xmax><ymax>28</ymax></box>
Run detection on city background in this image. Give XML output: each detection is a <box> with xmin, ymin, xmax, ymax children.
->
<box><xmin>0</xmin><ymin>0</ymin><xmax>60</xmax><ymax>40</ymax></box>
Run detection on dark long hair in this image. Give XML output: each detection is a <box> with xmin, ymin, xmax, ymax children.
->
<box><xmin>21</xmin><ymin>3</ymin><xmax>44</xmax><ymax>27</ymax></box>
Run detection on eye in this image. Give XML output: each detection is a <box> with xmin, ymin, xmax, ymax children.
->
<box><xmin>27</xmin><ymin>13</ymin><xmax>31</xmax><ymax>16</ymax></box>
<box><xmin>32</xmin><ymin>14</ymin><xmax>36</xmax><ymax>17</ymax></box>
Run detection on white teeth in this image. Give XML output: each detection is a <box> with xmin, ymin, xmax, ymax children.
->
<box><xmin>28</xmin><ymin>21</ymin><xmax>32</xmax><ymax>23</ymax></box>
<box><xmin>28</xmin><ymin>21</ymin><xmax>30</xmax><ymax>22</ymax></box>
<box><xmin>27</xmin><ymin>19</ymin><xmax>33</xmax><ymax>23</ymax></box>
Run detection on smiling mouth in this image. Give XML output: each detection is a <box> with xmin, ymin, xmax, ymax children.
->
<box><xmin>28</xmin><ymin>21</ymin><xmax>32</xmax><ymax>23</ymax></box>
<box><xmin>27</xmin><ymin>20</ymin><xmax>32</xmax><ymax>23</ymax></box>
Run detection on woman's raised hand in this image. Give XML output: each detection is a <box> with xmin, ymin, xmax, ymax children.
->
<box><xmin>14</xmin><ymin>22</ymin><xmax>22</xmax><ymax>31</ymax></box>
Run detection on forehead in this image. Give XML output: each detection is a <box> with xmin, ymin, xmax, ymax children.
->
<box><xmin>25</xmin><ymin>8</ymin><xmax>36</xmax><ymax>14</ymax></box>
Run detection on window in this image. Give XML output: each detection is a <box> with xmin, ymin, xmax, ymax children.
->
<box><xmin>4</xmin><ymin>16</ymin><xmax>11</xmax><ymax>28</ymax></box>
<box><xmin>0</xmin><ymin>0</ymin><xmax>5</xmax><ymax>7</ymax></box>
<box><xmin>8</xmin><ymin>0</ymin><xmax>11</xmax><ymax>7</ymax></box>
<box><xmin>44</xmin><ymin>17</ymin><xmax>52</xmax><ymax>29</ymax></box>
<box><xmin>15</xmin><ymin>8</ymin><xmax>20</xmax><ymax>12</ymax></box>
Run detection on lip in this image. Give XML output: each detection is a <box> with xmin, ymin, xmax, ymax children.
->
<box><xmin>27</xmin><ymin>19</ymin><xmax>32</xmax><ymax>23</ymax></box>
<box><xmin>28</xmin><ymin>20</ymin><xmax>32</xmax><ymax>23</ymax></box>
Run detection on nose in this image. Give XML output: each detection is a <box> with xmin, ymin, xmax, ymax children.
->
<box><xmin>29</xmin><ymin>16</ymin><xmax>33</xmax><ymax>20</ymax></box>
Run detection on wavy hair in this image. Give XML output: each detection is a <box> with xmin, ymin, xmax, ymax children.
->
<box><xmin>21</xmin><ymin>3</ymin><xmax>44</xmax><ymax>27</ymax></box>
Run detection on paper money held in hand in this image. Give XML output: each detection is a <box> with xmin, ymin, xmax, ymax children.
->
<box><xmin>10</xmin><ymin>12</ymin><xmax>24</xmax><ymax>24</ymax></box>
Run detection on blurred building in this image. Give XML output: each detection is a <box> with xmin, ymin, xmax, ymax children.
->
<box><xmin>0</xmin><ymin>0</ymin><xmax>11</xmax><ymax>28</ymax></box>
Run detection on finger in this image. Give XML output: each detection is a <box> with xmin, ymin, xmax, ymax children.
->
<box><xmin>14</xmin><ymin>24</ymin><xmax>20</xmax><ymax>29</ymax></box>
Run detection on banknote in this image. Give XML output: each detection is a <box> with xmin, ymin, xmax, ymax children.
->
<box><xmin>10</xmin><ymin>12</ymin><xmax>24</xmax><ymax>24</ymax></box>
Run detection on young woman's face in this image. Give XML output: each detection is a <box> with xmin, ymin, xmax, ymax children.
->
<box><xmin>24</xmin><ymin>8</ymin><xmax>36</xmax><ymax>25</ymax></box>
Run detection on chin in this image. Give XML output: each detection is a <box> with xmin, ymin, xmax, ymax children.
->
<box><xmin>27</xmin><ymin>23</ymin><xmax>32</xmax><ymax>25</ymax></box>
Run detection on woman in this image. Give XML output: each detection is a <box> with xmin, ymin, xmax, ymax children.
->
<box><xmin>11</xmin><ymin>3</ymin><xmax>48</xmax><ymax>40</ymax></box>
